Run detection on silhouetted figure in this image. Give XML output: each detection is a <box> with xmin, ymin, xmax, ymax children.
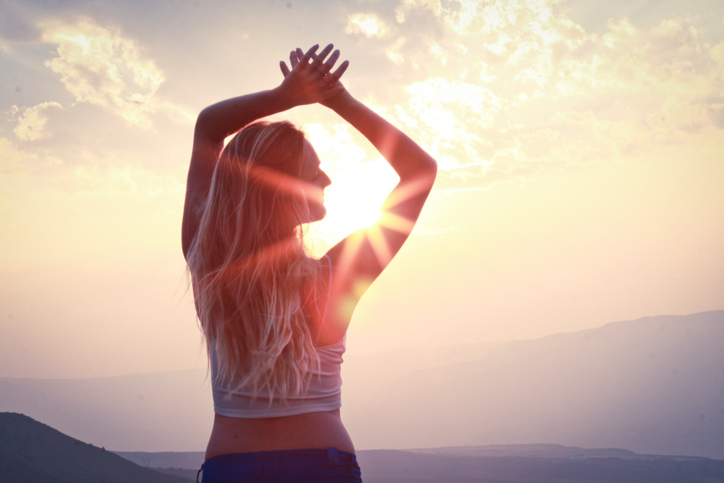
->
<box><xmin>183</xmin><ymin>44</ymin><xmax>437</xmax><ymax>482</ymax></box>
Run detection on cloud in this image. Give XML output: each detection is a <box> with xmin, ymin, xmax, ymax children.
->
<box><xmin>41</xmin><ymin>19</ymin><xmax>165</xmax><ymax>128</ymax></box>
<box><xmin>12</xmin><ymin>102</ymin><xmax>63</xmax><ymax>141</ymax></box>
<box><xmin>4</xmin><ymin>0</ymin><xmax>721</xmax><ymax>196</ymax></box>
<box><xmin>395</xmin><ymin>0</ymin><xmax>443</xmax><ymax>23</ymax></box>
<box><xmin>345</xmin><ymin>13</ymin><xmax>390</xmax><ymax>38</ymax></box>
<box><xmin>710</xmin><ymin>41</ymin><xmax>724</xmax><ymax>63</ymax></box>
<box><xmin>367</xmin><ymin>79</ymin><xmax>501</xmax><ymax>171</ymax></box>
<box><xmin>386</xmin><ymin>37</ymin><xmax>407</xmax><ymax>64</ymax></box>
<box><xmin>358</xmin><ymin>0</ymin><xmax>724</xmax><ymax>189</ymax></box>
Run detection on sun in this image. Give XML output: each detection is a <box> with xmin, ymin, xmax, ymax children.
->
<box><xmin>329</xmin><ymin>188</ymin><xmax>384</xmax><ymax>229</ymax></box>
<box><xmin>312</xmin><ymin>157</ymin><xmax>399</xmax><ymax>247</ymax></box>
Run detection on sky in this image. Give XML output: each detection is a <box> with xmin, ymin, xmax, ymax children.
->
<box><xmin>0</xmin><ymin>0</ymin><xmax>723</xmax><ymax>379</ymax></box>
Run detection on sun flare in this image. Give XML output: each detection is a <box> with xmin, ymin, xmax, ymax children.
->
<box><xmin>312</xmin><ymin>157</ymin><xmax>399</xmax><ymax>246</ymax></box>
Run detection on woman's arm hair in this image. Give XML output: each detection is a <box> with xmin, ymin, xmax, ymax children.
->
<box><xmin>182</xmin><ymin>44</ymin><xmax>348</xmax><ymax>257</ymax></box>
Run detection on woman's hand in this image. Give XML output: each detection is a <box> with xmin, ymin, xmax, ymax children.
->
<box><xmin>278</xmin><ymin>44</ymin><xmax>349</xmax><ymax>108</ymax></box>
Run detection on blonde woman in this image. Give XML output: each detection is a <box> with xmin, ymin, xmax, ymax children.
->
<box><xmin>184</xmin><ymin>44</ymin><xmax>437</xmax><ymax>482</ymax></box>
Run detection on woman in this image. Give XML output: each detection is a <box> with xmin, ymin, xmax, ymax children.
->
<box><xmin>183</xmin><ymin>44</ymin><xmax>437</xmax><ymax>482</ymax></box>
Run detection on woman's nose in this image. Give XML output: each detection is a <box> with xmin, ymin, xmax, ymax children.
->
<box><xmin>321</xmin><ymin>171</ymin><xmax>332</xmax><ymax>187</ymax></box>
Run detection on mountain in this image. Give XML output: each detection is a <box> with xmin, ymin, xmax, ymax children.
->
<box><xmin>116</xmin><ymin>446</ymin><xmax>724</xmax><ymax>483</ymax></box>
<box><xmin>0</xmin><ymin>368</ymin><xmax>213</xmax><ymax>451</ymax></box>
<box><xmin>344</xmin><ymin>311</ymin><xmax>724</xmax><ymax>457</ymax></box>
<box><xmin>355</xmin><ymin>445</ymin><xmax>724</xmax><ymax>483</ymax></box>
<box><xmin>1</xmin><ymin>311</ymin><xmax>722</xmax><ymax>458</ymax></box>
<box><xmin>0</xmin><ymin>412</ymin><xmax>193</xmax><ymax>482</ymax></box>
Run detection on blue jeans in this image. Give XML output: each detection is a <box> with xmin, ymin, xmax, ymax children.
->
<box><xmin>198</xmin><ymin>447</ymin><xmax>362</xmax><ymax>482</ymax></box>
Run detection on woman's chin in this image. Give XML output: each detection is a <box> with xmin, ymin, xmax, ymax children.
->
<box><xmin>313</xmin><ymin>202</ymin><xmax>327</xmax><ymax>220</ymax></box>
<box><xmin>312</xmin><ymin>208</ymin><xmax>327</xmax><ymax>223</ymax></box>
<box><xmin>303</xmin><ymin>206</ymin><xmax>327</xmax><ymax>224</ymax></box>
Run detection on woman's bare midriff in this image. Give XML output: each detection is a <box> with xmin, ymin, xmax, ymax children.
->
<box><xmin>205</xmin><ymin>409</ymin><xmax>355</xmax><ymax>460</ymax></box>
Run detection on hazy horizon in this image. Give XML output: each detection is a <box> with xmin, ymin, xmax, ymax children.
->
<box><xmin>3</xmin><ymin>311</ymin><xmax>723</xmax><ymax>458</ymax></box>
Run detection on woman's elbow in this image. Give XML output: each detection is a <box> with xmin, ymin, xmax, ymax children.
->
<box><xmin>422</xmin><ymin>155</ymin><xmax>438</xmax><ymax>183</ymax></box>
<box><xmin>195</xmin><ymin>106</ymin><xmax>214</xmax><ymax>132</ymax></box>
<box><xmin>399</xmin><ymin>157</ymin><xmax>437</xmax><ymax>187</ymax></box>
<box><xmin>194</xmin><ymin>107</ymin><xmax>225</xmax><ymax>144</ymax></box>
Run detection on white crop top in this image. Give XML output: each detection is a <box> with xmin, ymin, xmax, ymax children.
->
<box><xmin>210</xmin><ymin>336</ymin><xmax>345</xmax><ymax>418</ymax></box>
<box><xmin>209</xmin><ymin>255</ymin><xmax>344</xmax><ymax>418</ymax></box>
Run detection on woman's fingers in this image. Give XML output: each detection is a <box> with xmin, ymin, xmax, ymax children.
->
<box><xmin>290</xmin><ymin>44</ymin><xmax>340</xmax><ymax>72</ymax></box>
<box><xmin>289</xmin><ymin>50</ymin><xmax>299</xmax><ymax>69</ymax></box>
<box><xmin>300</xmin><ymin>44</ymin><xmax>319</xmax><ymax>66</ymax></box>
<box><xmin>282</xmin><ymin>44</ymin><xmax>348</xmax><ymax>98</ymax></box>
<box><xmin>280</xmin><ymin>61</ymin><xmax>290</xmax><ymax>77</ymax></box>
<box><xmin>310</xmin><ymin>44</ymin><xmax>334</xmax><ymax>70</ymax></box>
<box><xmin>319</xmin><ymin>49</ymin><xmax>340</xmax><ymax>74</ymax></box>
<box><xmin>327</xmin><ymin>60</ymin><xmax>349</xmax><ymax>83</ymax></box>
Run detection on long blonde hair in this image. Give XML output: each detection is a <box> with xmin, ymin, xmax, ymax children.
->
<box><xmin>186</xmin><ymin>121</ymin><xmax>321</xmax><ymax>399</ymax></box>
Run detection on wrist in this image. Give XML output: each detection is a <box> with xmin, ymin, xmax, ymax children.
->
<box><xmin>326</xmin><ymin>90</ymin><xmax>356</xmax><ymax>113</ymax></box>
<box><xmin>269</xmin><ymin>85</ymin><xmax>300</xmax><ymax>112</ymax></box>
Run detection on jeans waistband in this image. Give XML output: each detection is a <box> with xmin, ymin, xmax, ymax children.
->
<box><xmin>198</xmin><ymin>447</ymin><xmax>358</xmax><ymax>482</ymax></box>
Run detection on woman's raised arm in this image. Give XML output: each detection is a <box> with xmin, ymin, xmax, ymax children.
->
<box><xmin>324</xmin><ymin>90</ymin><xmax>438</xmax><ymax>266</ymax></box>
<box><xmin>303</xmin><ymin>83</ymin><xmax>438</xmax><ymax>344</ymax></box>
<box><xmin>182</xmin><ymin>44</ymin><xmax>348</xmax><ymax>257</ymax></box>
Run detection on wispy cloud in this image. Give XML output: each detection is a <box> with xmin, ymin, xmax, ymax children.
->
<box><xmin>12</xmin><ymin>102</ymin><xmax>63</xmax><ymax>141</ymax></box>
<box><xmin>41</xmin><ymin>18</ymin><xmax>164</xmax><ymax>128</ymax></box>
<box><xmin>364</xmin><ymin>0</ymin><xmax>724</xmax><ymax>189</ymax></box>
<box><xmin>0</xmin><ymin>15</ymin><xmax>195</xmax><ymax>195</ymax></box>
<box><xmin>346</xmin><ymin>13</ymin><xmax>390</xmax><ymax>38</ymax></box>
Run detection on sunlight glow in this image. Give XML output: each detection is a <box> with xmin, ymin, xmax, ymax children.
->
<box><xmin>313</xmin><ymin>156</ymin><xmax>398</xmax><ymax>244</ymax></box>
<box><xmin>322</xmin><ymin>178</ymin><xmax>388</xmax><ymax>237</ymax></box>
<box><xmin>337</xmin><ymin>277</ymin><xmax>374</xmax><ymax>321</ymax></box>
<box><xmin>378</xmin><ymin>211</ymin><xmax>415</xmax><ymax>234</ymax></box>
<box><xmin>365</xmin><ymin>223</ymin><xmax>393</xmax><ymax>267</ymax></box>
<box><xmin>56</xmin><ymin>33</ymin><xmax>91</xmax><ymax>53</ymax></box>
<box><xmin>345</xmin><ymin>14</ymin><xmax>389</xmax><ymax>38</ymax></box>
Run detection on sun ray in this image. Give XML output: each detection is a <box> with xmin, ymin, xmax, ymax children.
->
<box><xmin>365</xmin><ymin>223</ymin><xmax>393</xmax><ymax>268</ymax></box>
<box><xmin>382</xmin><ymin>175</ymin><xmax>438</xmax><ymax>209</ymax></box>
<box><xmin>378</xmin><ymin>211</ymin><xmax>416</xmax><ymax>234</ymax></box>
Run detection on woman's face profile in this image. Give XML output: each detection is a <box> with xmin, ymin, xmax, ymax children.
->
<box><xmin>299</xmin><ymin>139</ymin><xmax>331</xmax><ymax>223</ymax></box>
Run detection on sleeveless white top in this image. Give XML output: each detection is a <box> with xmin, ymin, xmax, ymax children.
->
<box><xmin>209</xmin><ymin>256</ymin><xmax>344</xmax><ymax>418</ymax></box>
<box><xmin>210</xmin><ymin>337</ymin><xmax>345</xmax><ymax>418</ymax></box>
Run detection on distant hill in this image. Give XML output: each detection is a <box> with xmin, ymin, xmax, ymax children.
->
<box><xmin>116</xmin><ymin>445</ymin><xmax>724</xmax><ymax>483</ymax></box>
<box><xmin>0</xmin><ymin>412</ymin><xmax>193</xmax><ymax>483</ymax></box>
<box><xmin>356</xmin><ymin>445</ymin><xmax>724</xmax><ymax>483</ymax></box>
<box><xmin>1</xmin><ymin>311</ymin><xmax>722</xmax><ymax>458</ymax></box>
<box><xmin>0</xmin><ymin>368</ymin><xmax>212</xmax><ymax>452</ymax></box>
<box><xmin>345</xmin><ymin>311</ymin><xmax>724</xmax><ymax>458</ymax></box>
